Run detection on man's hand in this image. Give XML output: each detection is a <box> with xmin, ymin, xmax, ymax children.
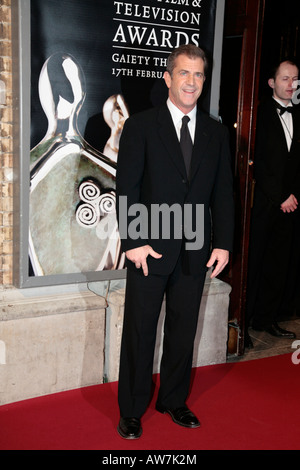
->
<box><xmin>206</xmin><ymin>248</ymin><xmax>229</xmax><ymax>279</ymax></box>
<box><xmin>281</xmin><ymin>194</ymin><xmax>298</xmax><ymax>213</ymax></box>
<box><xmin>125</xmin><ymin>245</ymin><xmax>162</xmax><ymax>276</ymax></box>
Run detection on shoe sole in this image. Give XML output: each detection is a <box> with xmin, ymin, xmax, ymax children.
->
<box><xmin>117</xmin><ymin>424</ymin><xmax>142</xmax><ymax>440</ymax></box>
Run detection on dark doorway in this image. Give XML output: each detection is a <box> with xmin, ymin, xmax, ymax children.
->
<box><xmin>219</xmin><ymin>0</ymin><xmax>300</xmax><ymax>356</ymax></box>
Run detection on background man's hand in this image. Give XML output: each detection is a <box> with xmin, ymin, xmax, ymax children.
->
<box><xmin>281</xmin><ymin>194</ymin><xmax>298</xmax><ymax>213</ymax></box>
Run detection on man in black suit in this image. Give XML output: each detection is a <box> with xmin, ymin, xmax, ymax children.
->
<box><xmin>116</xmin><ymin>44</ymin><xmax>234</xmax><ymax>439</ymax></box>
<box><xmin>246</xmin><ymin>59</ymin><xmax>300</xmax><ymax>347</ymax></box>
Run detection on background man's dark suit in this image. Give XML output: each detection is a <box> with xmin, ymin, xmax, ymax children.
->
<box><xmin>247</xmin><ymin>97</ymin><xmax>300</xmax><ymax>330</ymax></box>
<box><xmin>116</xmin><ymin>102</ymin><xmax>234</xmax><ymax>418</ymax></box>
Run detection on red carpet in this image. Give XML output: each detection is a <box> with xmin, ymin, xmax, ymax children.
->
<box><xmin>0</xmin><ymin>353</ymin><xmax>299</xmax><ymax>451</ymax></box>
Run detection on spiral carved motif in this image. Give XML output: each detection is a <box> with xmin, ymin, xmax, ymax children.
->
<box><xmin>78</xmin><ymin>180</ymin><xmax>101</xmax><ymax>201</ymax></box>
<box><xmin>76</xmin><ymin>180</ymin><xmax>116</xmax><ymax>228</ymax></box>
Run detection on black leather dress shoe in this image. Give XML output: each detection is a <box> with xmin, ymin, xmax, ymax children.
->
<box><xmin>117</xmin><ymin>417</ymin><xmax>142</xmax><ymax>439</ymax></box>
<box><xmin>253</xmin><ymin>322</ymin><xmax>296</xmax><ymax>338</ymax></box>
<box><xmin>266</xmin><ymin>323</ymin><xmax>296</xmax><ymax>338</ymax></box>
<box><xmin>156</xmin><ymin>405</ymin><xmax>200</xmax><ymax>428</ymax></box>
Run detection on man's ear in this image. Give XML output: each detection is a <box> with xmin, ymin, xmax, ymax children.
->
<box><xmin>268</xmin><ymin>78</ymin><xmax>275</xmax><ymax>89</ymax></box>
<box><xmin>163</xmin><ymin>71</ymin><xmax>171</xmax><ymax>89</ymax></box>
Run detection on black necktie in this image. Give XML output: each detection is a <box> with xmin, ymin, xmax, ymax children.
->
<box><xmin>275</xmin><ymin>103</ymin><xmax>293</xmax><ymax>115</ymax></box>
<box><xmin>180</xmin><ymin>116</ymin><xmax>193</xmax><ymax>178</ymax></box>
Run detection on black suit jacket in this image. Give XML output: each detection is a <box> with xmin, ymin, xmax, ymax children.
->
<box><xmin>254</xmin><ymin>97</ymin><xmax>300</xmax><ymax>208</ymax></box>
<box><xmin>247</xmin><ymin>98</ymin><xmax>300</xmax><ymax>324</ymax></box>
<box><xmin>116</xmin><ymin>103</ymin><xmax>234</xmax><ymax>276</ymax></box>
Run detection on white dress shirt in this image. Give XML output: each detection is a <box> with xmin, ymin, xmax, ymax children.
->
<box><xmin>273</xmin><ymin>97</ymin><xmax>293</xmax><ymax>151</ymax></box>
<box><xmin>166</xmin><ymin>98</ymin><xmax>197</xmax><ymax>143</ymax></box>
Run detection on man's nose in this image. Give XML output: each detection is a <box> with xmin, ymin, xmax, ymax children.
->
<box><xmin>186</xmin><ymin>73</ymin><xmax>195</xmax><ymax>85</ymax></box>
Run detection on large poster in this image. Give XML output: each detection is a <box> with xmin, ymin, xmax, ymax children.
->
<box><xmin>19</xmin><ymin>0</ymin><xmax>220</xmax><ymax>286</ymax></box>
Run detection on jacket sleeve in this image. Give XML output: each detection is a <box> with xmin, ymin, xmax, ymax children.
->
<box><xmin>210</xmin><ymin>125</ymin><xmax>235</xmax><ymax>252</ymax></box>
<box><xmin>116</xmin><ymin>115</ymin><xmax>149</xmax><ymax>252</ymax></box>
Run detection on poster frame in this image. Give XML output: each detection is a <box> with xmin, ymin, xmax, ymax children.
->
<box><xmin>12</xmin><ymin>0</ymin><xmax>225</xmax><ymax>288</ymax></box>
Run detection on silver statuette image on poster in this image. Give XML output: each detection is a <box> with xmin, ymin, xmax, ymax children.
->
<box><xmin>29</xmin><ymin>53</ymin><xmax>126</xmax><ymax>276</ymax></box>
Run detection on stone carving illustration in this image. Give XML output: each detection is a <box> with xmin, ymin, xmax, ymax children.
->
<box><xmin>29</xmin><ymin>53</ymin><xmax>125</xmax><ymax>275</ymax></box>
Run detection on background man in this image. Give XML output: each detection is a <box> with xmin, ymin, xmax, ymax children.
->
<box><xmin>246</xmin><ymin>59</ymin><xmax>300</xmax><ymax>348</ymax></box>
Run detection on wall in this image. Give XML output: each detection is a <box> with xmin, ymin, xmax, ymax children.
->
<box><xmin>0</xmin><ymin>0</ymin><xmax>13</xmax><ymax>287</ymax></box>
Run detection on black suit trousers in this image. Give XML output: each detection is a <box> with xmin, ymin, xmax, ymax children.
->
<box><xmin>118</xmin><ymin>253</ymin><xmax>206</xmax><ymax>418</ymax></box>
<box><xmin>246</xmin><ymin>193</ymin><xmax>298</xmax><ymax>328</ymax></box>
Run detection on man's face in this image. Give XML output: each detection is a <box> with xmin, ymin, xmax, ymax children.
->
<box><xmin>268</xmin><ymin>61</ymin><xmax>299</xmax><ymax>105</ymax></box>
<box><xmin>164</xmin><ymin>54</ymin><xmax>206</xmax><ymax>114</ymax></box>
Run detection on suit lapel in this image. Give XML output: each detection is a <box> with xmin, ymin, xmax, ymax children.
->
<box><xmin>189</xmin><ymin>110</ymin><xmax>211</xmax><ymax>182</ymax></box>
<box><xmin>291</xmin><ymin>106</ymin><xmax>300</xmax><ymax>150</ymax></box>
<box><xmin>158</xmin><ymin>105</ymin><xmax>187</xmax><ymax>179</ymax></box>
